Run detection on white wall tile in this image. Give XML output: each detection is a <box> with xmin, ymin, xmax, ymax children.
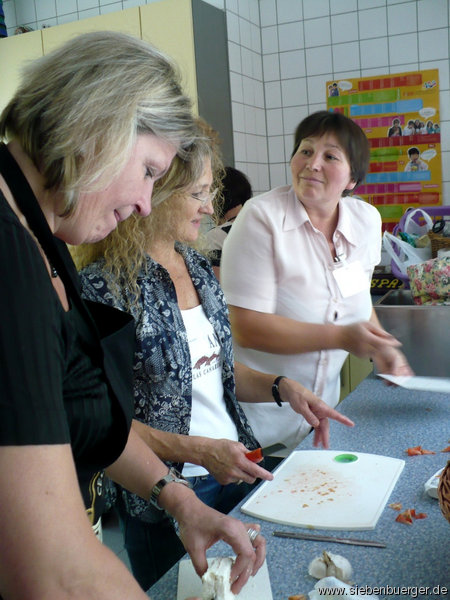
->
<box><xmin>228</xmin><ymin>41</ymin><xmax>242</xmax><ymax>73</ymax></box>
<box><xmin>440</xmin><ymin>120</ymin><xmax>450</xmax><ymax>152</ymax></box>
<box><xmin>263</xmin><ymin>53</ymin><xmax>280</xmax><ymax>81</ymax></box>
<box><xmin>241</xmin><ymin>47</ymin><xmax>253</xmax><ymax>77</ymax></box>
<box><xmin>304</xmin><ymin>16</ymin><xmax>331</xmax><ymax>48</ymax></box>
<box><xmin>268</xmin><ymin>135</ymin><xmax>286</xmax><ymax>163</ymax></box>
<box><xmin>78</xmin><ymin>7</ymin><xmax>101</xmax><ymax>18</ymax></box>
<box><xmin>332</xmin><ymin>41</ymin><xmax>360</xmax><ymax>72</ymax></box>
<box><xmin>256</xmin><ymin>135</ymin><xmax>268</xmax><ymax>162</ymax></box>
<box><xmin>417</xmin><ymin>0</ymin><xmax>448</xmax><ymax>31</ymax></box>
<box><xmin>418</xmin><ymin>28</ymin><xmax>449</xmax><ymax>61</ymax></box>
<box><xmin>259</xmin><ymin>0</ymin><xmax>276</xmax><ymax>27</ymax></box>
<box><xmin>261</xmin><ymin>25</ymin><xmax>278</xmax><ymax>53</ymax></box>
<box><xmin>252</xmin><ymin>52</ymin><xmax>263</xmax><ymax>81</ymax></box>
<box><xmin>389</xmin><ymin>63</ymin><xmax>418</xmax><ymax>74</ymax></box>
<box><xmin>250</xmin><ymin>22</ymin><xmax>261</xmax><ymax>53</ymax></box>
<box><xmin>277</xmin><ymin>0</ymin><xmax>302</xmax><ymax>24</ymax></box>
<box><xmin>56</xmin><ymin>11</ymin><xmax>77</xmax><ymax>24</ymax></box>
<box><xmin>331</xmin><ymin>12</ymin><xmax>359</xmax><ymax>44</ymax></box>
<box><xmin>357</xmin><ymin>0</ymin><xmax>385</xmax><ymax>9</ymax></box>
<box><xmin>440</xmin><ymin>90</ymin><xmax>450</xmax><ymax>121</ymax></box>
<box><xmin>226</xmin><ymin>10</ymin><xmax>240</xmax><ymax>43</ymax></box>
<box><xmin>3</xmin><ymin>1</ymin><xmax>17</xmax><ymax>28</ymax></box>
<box><xmin>231</xmin><ymin>101</ymin><xmax>245</xmax><ymax>132</ymax></box>
<box><xmin>278</xmin><ymin>21</ymin><xmax>303</xmax><ymax>52</ymax></box>
<box><xmin>281</xmin><ymin>77</ymin><xmax>307</xmax><ymax>107</ymax></box>
<box><xmin>305</xmin><ymin>45</ymin><xmax>332</xmax><ymax>76</ymax></box>
<box><xmin>389</xmin><ymin>33</ymin><xmax>418</xmax><ymax>65</ymax></box>
<box><xmin>225</xmin><ymin>0</ymin><xmax>238</xmax><ymax>13</ymax></box>
<box><xmin>387</xmin><ymin>2</ymin><xmax>417</xmax><ymax>35</ymax></box>
<box><xmin>330</xmin><ymin>0</ymin><xmax>357</xmax><ymax>15</ymax></box>
<box><xmin>265</xmin><ymin>81</ymin><xmax>282</xmax><ymax>108</ymax></box>
<box><xmin>244</xmin><ymin>106</ymin><xmax>257</xmax><ymax>135</ymax></box>
<box><xmin>280</xmin><ymin>49</ymin><xmax>306</xmax><ymax>79</ymax></box>
<box><xmin>233</xmin><ymin>132</ymin><xmax>247</xmax><ymax>161</ymax></box>
<box><xmin>358</xmin><ymin>7</ymin><xmax>387</xmax><ymax>39</ymax></box>
<box><xmin>255</xmin><ymin>107</ymin><xmax>267</xmax><ymax>136</ymax></box>
<box><xmin>254</xmin><ymin>80</ymin><xmax>265</xmax><ymax>107</ymax></box>
<box><xmin>307</xmin><ymin>74</ymin><xmax>330</xmax><ymax>104</ymax></box>
<box><xmin>360</xmin><ymin>37</ymin><xmax>388</xmax><ymax>69</ymax></box>
<box><xmin>56</xmin><ymin>0</ymin><xmax>77</xmax><ymax>13</ymax></box>
<box><xmin>242</xmin><ymin>0</ymin><xmax>253</xmax><ymax>21</ymax></box>
<box><xmin>205</xmin><ymin>0</ymin><xmax>224</xmax><ymax>8</ymax></box>
<box><xmin>100</xmin><ymin>3</ymin><xmax>122</xmax><ymax>15</ymax></box>
<box><xmin>77</xmin><ymin>0</ymin><xmax>98</xmax><ymax>11</ymax></box>
<box><xmin>229</xmin><ymin>71</ymin><xmax>243</xmax><ymax>103</ymax></box>
<box><xmin>242</xmin><ymin>75</ymin><xmax>256</xmax><ymax>105</ymax></box>
<box><xmin>257</xmin><ymin>163</ymin><xmax>270</xmax><ymax>191</ymax></box>
<box><xmin>283</xmin><ymin>105</ymin><xmax>308</xmax><ymax>135</ymax></box>
<box><xmin>14</xmin><ymin>0</ymin><xmax>37</xmax><ymax>24</ymax></box>
<box><xmin>266</xmin><ymin>108</ymin><xmax>283</xmax><ymax>135</ymax></box>
<box><xmin>420</xmin><ymin>60</ymin><xmax>449</xmax><ymax>90</ymax></box>
<box><xmin>303</xmin><ymin>0</ymin><xmax>329</xmax><ymax>20</ymax></box>
<box><xmin>249</xmin><ymin>0</ymin><xmax>259</xmax><ymax>26</ymax></box>
<box><xmin>239</xmin><ymin>16</ymin><xmax>252</xmax><ymax>49</ymax></box>
<box><xmin>269</xmin><ymin>163</ymin><xmax>289</xmax><ymax>187</ymax></box>
<box><xmin>35</xmin><ymin>0</ymin><xmax>55</xmax><ymax>21</ymax></box>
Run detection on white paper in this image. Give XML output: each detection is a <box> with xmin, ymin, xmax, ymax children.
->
<box><xmin>378</xmin><ymin>374</ymin><xmax>450</xmax><ymax>393</ymax></box>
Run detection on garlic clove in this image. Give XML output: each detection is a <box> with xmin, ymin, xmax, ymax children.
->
<box><xmin>308</xmin><ymin>551</ymin><xmax>352</xmax><ymax>583</ymax></box>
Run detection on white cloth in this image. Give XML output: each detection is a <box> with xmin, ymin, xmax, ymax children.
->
<box><xmin>180</xmin><ymin>304</ymin><xmax>238</xmax><ymax>477</ymax></box>
<box><xmin>204</xmin><ymin>222</ymin><xmax>232</xmax><ymax>251</ymax></box>
<box><xmin>221</xmin><ymin>186</ymin><xmax>381</xmax><ymax>451</ymax></box>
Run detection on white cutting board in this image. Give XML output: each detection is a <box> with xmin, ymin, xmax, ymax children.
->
<box><xmin>241</xmin><ymin>450</ymin><xmax>404</xmax><ymax>530</ymax></box>
<box><xmin>177</xmin><ymin>558</ymin><xmax>272</xmax><ymax>600</ymax></box>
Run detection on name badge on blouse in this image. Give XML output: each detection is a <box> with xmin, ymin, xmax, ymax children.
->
<box><xmin>332</xmin><ymin>259</ymin><xmax>368</xmax><ymax>298</ymax></box>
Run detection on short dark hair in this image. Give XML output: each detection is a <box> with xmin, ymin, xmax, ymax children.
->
<box><xmin>408</xmin><ymin>147</ymin><xmax>420</xmax><ymax>157</ymax></box>
<box><xmin>218</xmin><ymin>166</ymin><xmax>252</xmax><ymax>220</ymax></box>
<box><xmin>291</xmin><ymin>111</ymin><xmax>370</xmax><ymax>196</ymax></box>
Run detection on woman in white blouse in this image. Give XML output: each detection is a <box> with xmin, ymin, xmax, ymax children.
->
<box><xmin>221</xmin><ymin>111</ymin><xmax>413</xmax><ymax>456</ymax></box>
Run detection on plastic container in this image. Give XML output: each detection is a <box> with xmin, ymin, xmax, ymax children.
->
<box><xmin>389</xmin><ymin>206</ymin><xmax>450</xmax><ymax>288</ymax></box>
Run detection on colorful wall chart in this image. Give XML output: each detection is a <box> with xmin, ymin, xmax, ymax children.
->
<box><xmin>326</xmin><ymin>70</ymin><xmax>442</xmax><ymax>231</ymax></box>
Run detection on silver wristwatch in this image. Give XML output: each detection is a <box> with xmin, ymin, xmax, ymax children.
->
<box><xmin>149</xmin><ymin>468</ymin><xmax>191</xmax><ymax>510</ymax></box>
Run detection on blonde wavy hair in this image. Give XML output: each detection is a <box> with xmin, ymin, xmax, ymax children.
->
<box><xmin>0</xmin><ymin>31</ymin><xmax>196</xmax><ymax>216</ymax></box>
<box><xmin>72</xmin><ymin>118</ymin><xmax>224</xmax><ymax>307</ymax></box>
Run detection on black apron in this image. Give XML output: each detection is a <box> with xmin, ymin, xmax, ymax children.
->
<box><xmin>0</xmin><ymin>143</ymin><xmax>136</xmax><ymax>522</ymax></box>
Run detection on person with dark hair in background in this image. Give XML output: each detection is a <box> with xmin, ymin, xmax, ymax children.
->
<box><xmin>221</xmin><ymin>111</ymin><xmax>413</xmax><ymax>464</ymax></box>
<box><xmin>205</xmin><ymin>166</ymin><xmax>252</xmax><ymax>279</ymax></box>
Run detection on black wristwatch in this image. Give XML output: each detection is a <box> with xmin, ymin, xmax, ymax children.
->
<box><xmin>149</xmin><ymin>468</ymin><xmax>191</xmax><ymax>510</ymax></box>
<box><xmin>272</xmin><ymin>375</ymin><xmax>286</xmax><ymax>407</ymax></box>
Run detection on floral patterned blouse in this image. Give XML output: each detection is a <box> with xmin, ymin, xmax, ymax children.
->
<box><xmin>79</xmin><ymin>243</ymin><xmax>259</xmax><ymax>517</ymax></box>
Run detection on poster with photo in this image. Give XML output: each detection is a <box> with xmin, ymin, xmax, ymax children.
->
<box><xmin>326</xmin><ymin>70</ymin><xmax>442</xmax><ymax>231</ymax></box>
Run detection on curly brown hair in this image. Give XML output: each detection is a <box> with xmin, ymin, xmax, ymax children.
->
<box><xmin>72</xmin><ymin>117</ymin><xmax>224</xmax><ymax>306</ymax></box>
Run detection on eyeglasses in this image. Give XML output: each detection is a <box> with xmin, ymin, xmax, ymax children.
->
<box><xmin>190</xmin><ymin>188</ymin><xmax>218</xmax><ymax>207</ymax></box>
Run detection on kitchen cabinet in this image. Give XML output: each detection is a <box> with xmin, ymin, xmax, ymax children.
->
<box><xmin>0</xmin><ymin>30</ymin><xmax>43</xmax><ymax>114</ymax></box>
<box><xmin>339</xmin><ymin>354</ymin><xmax>373</xmax><ymax>402</ymax></box>
<box><xmin>41</xmin><ymin>6</ymin><xmax>141</xmax><ymax>55</ymax></box>
<box><xmin>0</xmin><ymin>0</ymin><xmax>233</xmax><ymax>164</ymax></box>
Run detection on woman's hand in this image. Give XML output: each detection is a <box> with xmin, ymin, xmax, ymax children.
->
<box><xmin>200</xmin><ymin>438</ymin><xmax>273</xmax><ymax>485</ymax></box>
<box><xmin>278</xmin><ymin>378</ymin><xmax>354</xmax><ymax>448</ymax></box>
<box><xmin>337</xmin><ymin>321</ymin><xmax>402</xmax><ymax>358</ymax></box>
<box><xmin>371</xmin><ymin>347</ymin><xmax>414</xmax><ymax>380</ymax></box>
<box><xmin>161</xmin><ymin>486</ymin><xmax>266</xmax><ymax>595</ymax></box>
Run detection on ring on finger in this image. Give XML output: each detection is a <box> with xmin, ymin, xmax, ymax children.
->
<box><xmin>247</xmin><ymin>527</ymin><xmax>260</xmax><ymax>544</ymax></box>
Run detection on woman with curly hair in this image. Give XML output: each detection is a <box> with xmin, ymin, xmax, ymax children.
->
<box><xmin>76</xmin><ymin>118</ymin><xmax>353</xmax><ymax>590</ymax></box>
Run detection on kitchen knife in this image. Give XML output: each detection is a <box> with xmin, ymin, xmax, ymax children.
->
<box><xmin>245</xmin><ymin>443</ymin><xmax>287</xmax><ymax>462</ymax></box>
<box><xmin>272</xmin><ymin>530</ymin><xmax>386</xmax><ymax>548</ymax></box>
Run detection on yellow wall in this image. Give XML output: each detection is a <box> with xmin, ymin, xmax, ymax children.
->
<box><xmin>41</xmin><ymin>7</ymin><xmax>141</xmax><ymax>54</ymax></box>
<box><xmin>0</xmin><ymin>30</ymin><xmax>43</xmax><ymax>114</ymax></box>
<box><xmin>140</xmin><ymin>1</ymin><xmax>197</xmax><ymax>112</ymax></box>
<box><xmin>0</xmin><ymin>1</ymin><xmax>198</xmax><ymax>115</ymax></box>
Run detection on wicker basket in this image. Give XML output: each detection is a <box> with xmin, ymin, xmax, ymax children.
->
<box><xmin>428</xmin><ymin>232</ymin><xmax>450</xmax><ymax>258</ymax></box>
